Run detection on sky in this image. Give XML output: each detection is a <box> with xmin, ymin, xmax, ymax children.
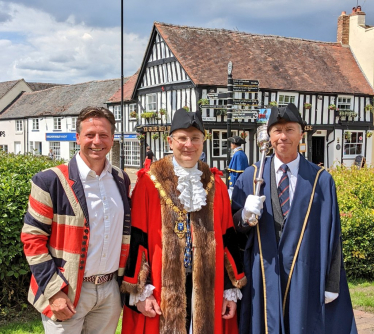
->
<box><xmin>0</xmin><ymin>0</ymin><xmax>373</xmax><ymax>84</ymax></box>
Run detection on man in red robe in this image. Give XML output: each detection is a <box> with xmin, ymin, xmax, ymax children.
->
<box><xmin>121</xmin><ymin>108</ymin><xmax>246</xmax><ymax>334</ymax></box>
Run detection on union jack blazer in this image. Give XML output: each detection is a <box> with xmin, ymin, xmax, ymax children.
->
<box><xmin>21</xmin><ymin>155</ymin><xmax>131</xmax><ymax>319</ymax></box>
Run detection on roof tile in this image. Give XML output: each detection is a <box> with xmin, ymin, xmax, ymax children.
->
<box><xmin>155</xmin><ymin>22</ymin><xmax>374</xmax><ymax>95</ymax></box>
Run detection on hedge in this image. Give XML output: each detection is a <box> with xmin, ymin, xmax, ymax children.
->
<box><xmin>0</xmin><ymin>152</ymin><xmax>373</xmax><ymax>314</ymax></box>
<box><xmin>330</xmin><ymin>165</ymin><xmax>374</xmax><ymax>280</ymax></box>
<box><xmin>0</xmin><ymin>152</ymin><xmax>62</xmax><ymax>314</ymax></box>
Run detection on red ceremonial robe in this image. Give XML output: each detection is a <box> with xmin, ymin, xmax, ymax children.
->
<box><xmin>121</xmin><ymin>156</ymin><xmax>246</xmax><ymax>334</ymax></box>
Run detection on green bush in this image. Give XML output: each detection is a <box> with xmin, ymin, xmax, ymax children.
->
<box><xmin>0</xmin><ymin>152</ymin><xmax>63</xmax><ymax>315</ymax></box>
<box><xmin>330</xmin><ymin>165</ymin><xmax>374</xmax><ymax>280</ymax></box>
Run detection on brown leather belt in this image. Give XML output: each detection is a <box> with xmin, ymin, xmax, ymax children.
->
<box><xmin>83</xmin><ymin>272</ymin><xmax>115</xmax><ymax>285</ymax></box>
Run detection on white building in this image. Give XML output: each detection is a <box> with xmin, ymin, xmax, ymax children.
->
<box><xmin>0</xmin><ymin>79</ymin><xmax>124</xmax><ymax>163</ymax></box>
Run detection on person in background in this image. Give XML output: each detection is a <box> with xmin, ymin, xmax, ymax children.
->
<box><xmin>21</xmin><ymin>106</ymin><xmax>131</xmax><ymax>334</ymax></box>
<box><xmin>144</xmin><ymin>146</ymin><xmax>154</xmax><ymax>171</ymax></box>
<box><xmin>232</xmin><ymin>103</ymin><xmax>357</xmax><ymax>334</ymax></box>
<box><xmin>121</xmin><ymin>108</ymin><xmax>246</xmax><ymax>334</ymax></box>
<box><xmin>199</xmin><ymin>150</ymin><xmax>206</xmax><ymax>162</ymax></box>
<box><xmin>227</xmin><ymin>136</ymin><xmax>249</xmax><ymax>196</ymax></box>
<box><xmin>48</xmin><ymin>148</ymin><xmax>54</xmax><ymax>160</ymax></box>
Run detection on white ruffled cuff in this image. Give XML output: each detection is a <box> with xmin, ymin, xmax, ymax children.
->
<box><xmin>223</xmin><ymin>288</ymin><xmax>242</xmax><ymax>303</ymax></box>
<box><xmin>129</xmin><ymin>284</ymin><xmax>155</xmax><ymax>306</ymax></box>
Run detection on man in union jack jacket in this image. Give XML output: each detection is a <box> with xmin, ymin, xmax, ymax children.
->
<box><xmin>21</xmin><ymin>106</ymin><xmax>131</xmax><ymax>334</ymax></box>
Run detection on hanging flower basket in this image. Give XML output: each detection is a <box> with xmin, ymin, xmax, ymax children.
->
<box><xmin>183</xmin><ymin>106</ymin><xmax>190</xmax><ymax>112</ymax></box>
<box><xmin>198</xmin><ymin>98</ymin><xmax>209</xmax><ymax>106</ymax></box>
<box><xmin>240</xmin><ymin>132</ymin><xmax>248</xmax><ymax>139</ymax></box>
<box><xmin>130</xmin><ymin>111</ymin><xmax>138</xmax><ymax>118</ymax></box>
<box><xmin>162</xmin><ymin>132</ymin><xmax>169</xmax><ymax>141</ymax></box>
<box><xmin>137</xmin><ymin>134</ymin><xmax>145</xmax><ymax>141</ymax></box>
<box><xmin>328</xmin><ymin>104</ymin><xmax>336</xmax><ymax>110</ymax></box>
<box><xmin>152</xmin><ymin>133</ymin><xmax>160</xmax><ymax>140</ymax></box>
<box><xmin>205</xmin><ymin>131</ymin><xmax>212</xmax><ymax>140</ymax></box>
<box><xmin>344</xmin><ymin>131</ymin><xmax>351</xmax><ymax>141</ymax></box>
<box><xmin>304</xmin><ymin>103</ymin><xmax>312</xmax><ymax>109</ymax></box>
<box><xmin>269</xmin><ymin>101</ymin><xmax>278</xmax><ymax>107</ymax></box>
<box><xmin>367</xmin><ymin>131</ymin><xmax>373</xmax><ymax>138</ymax></box>
<box><xmin>365</xmin><ymin>104</ymin><xmax>374</xmax><ymax>112</ymax></box>
<box><xmin>159</xmin><ymin>108</ymin><xmax>166</xmax><ymax>116</ymax></box>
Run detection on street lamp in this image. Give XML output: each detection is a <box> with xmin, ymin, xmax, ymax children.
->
<box><xmin>120</xmin><ymin>0</ymin><xmax>125</xmax><ymax>169</ymax></box>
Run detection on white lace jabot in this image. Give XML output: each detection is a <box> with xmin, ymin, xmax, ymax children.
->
<box><xmin>173</xmin><ymin>158</ymin><xmax>207</xmax><ymax>212</ymax></box>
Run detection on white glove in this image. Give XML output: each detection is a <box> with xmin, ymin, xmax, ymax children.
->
<box><xmin>242</xmin><ymin>195</ymin><xmax>266</xmax><ymax>221</ymax></box>
<box><xmin>325</xmin><ymin>291</ymin><xmax>339</xmax><ymax>304</ymax></box>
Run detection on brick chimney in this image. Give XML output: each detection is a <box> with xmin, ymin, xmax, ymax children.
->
<box><xmin>337</xmin><ymin>11</ymin><xmax>350</xmax><ymax>45</ymax></box>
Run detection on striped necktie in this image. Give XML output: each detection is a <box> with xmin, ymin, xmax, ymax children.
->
<box><xmin>278</xmin><ymin>164</ymin><xmax>290</xmax><ymax>218</ymax></box>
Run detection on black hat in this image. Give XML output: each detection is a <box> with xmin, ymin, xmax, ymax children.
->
<box><xmin>170</xmin><ymin>108</ymin><xmax>205</xmax><ymax>135</ymax></box>
<box><xmin>267</xmin><ymin>103</ymin><xmax>306</xmax><ymax>134</ymax></box>
<box><xmin>228</xmin><ymin>136</ymin><xmax>246</xmax><ymax>145</ymax></box>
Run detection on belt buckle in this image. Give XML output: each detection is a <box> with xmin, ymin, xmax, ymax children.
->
<box><xmin>94</xmin><ymin>275</ymin><xmax>103</xmax><ymax>285</ymax></box>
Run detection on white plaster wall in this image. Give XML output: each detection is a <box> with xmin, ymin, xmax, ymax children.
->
<box><xmin>0</xmin><ymin>119</ymin><xmax>25</xmax><ymax>153</ymax></box>
<box><xmin>349</xmin><ymin>14</ymin><xmax>374</xmax><ymax>88</ymax></box>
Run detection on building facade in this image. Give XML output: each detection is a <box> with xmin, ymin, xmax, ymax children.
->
<box><xmin>110</xmin><ymin>15</ymin><xmax>373</xmax><ymax>169</ymax></box>
<box><xmin>0</xmin><ymin>79</ymin><xmax>124</xmax><ymax>163</ymax></box>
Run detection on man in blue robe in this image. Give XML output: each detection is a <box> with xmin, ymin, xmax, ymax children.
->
<box><xmin>232</xmin><ymin>103</ymin><xmax>357</xmax><ymax>334</ymax></box>
<box><xmin>227</xmin><ymin>136</ymin><xmax>249</xmax><ymax>191</ymax></box>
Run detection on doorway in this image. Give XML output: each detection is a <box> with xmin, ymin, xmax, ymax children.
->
<box><xmin>312</xmin><ymin>136</ymin><xmax>325</xmax><ymax>166</ymax></box>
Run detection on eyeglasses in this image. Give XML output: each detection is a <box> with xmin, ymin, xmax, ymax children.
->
<box><xmin>170</xmin><ymin>135</ymin><xmax>204</xmax><ymax>145</ymax></box>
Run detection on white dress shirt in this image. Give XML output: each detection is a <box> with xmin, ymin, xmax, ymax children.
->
<box><xmin>274</xmin><ymin>154</ymin><xmax>300</xmax><ymax>206</ymax></box>
<box><xmin>76</xmin><ymin>153</ymin><xmax>124</xmax><ymax>277</ymax></box>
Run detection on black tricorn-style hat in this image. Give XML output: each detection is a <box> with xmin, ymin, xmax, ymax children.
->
<box><xmin>228</xmin><ymin>136</ymin><xmax>246</xmax><ymax>145</ymax></box>
<box><xmin>170</xmin><ymin>108</ymin><xmax>205</xmax><ymax>135</ymax></box>
<box><xmin>267</xmin><ymin>103</ymin><xmax>306</xmax><ymax>134</ymax></box>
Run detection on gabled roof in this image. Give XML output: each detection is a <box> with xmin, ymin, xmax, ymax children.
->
<box><xmin>27</xmin><ymin>82</ymin><xmax>64</xmax><ymax>91</ymax></box>
<box><xmin>0</xmin><ymin>80</ymin><xmax>25</xmax><ymax>99</ymax></box>
<box><xmin>108</xmin><ymin>72</ymin><xmax>139</xmax><ymax>103</ymax></box>
<box><xmin>0</xmin><ymin>78</ymin><xmax>122</xmax><ymax>119</ymax></box>
<box><xmin>154</xmin><ymin>22</ymin><xmax>374</xmax><ymax>95</ymax></box>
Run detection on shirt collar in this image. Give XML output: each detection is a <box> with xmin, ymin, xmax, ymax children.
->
<box><xmin>274</xmin><ymin>153</ymin><xmax>300</xmax><ymax>176</ymax></box>
<box><xmin>76</xmin><ymin>153</ymin><xmax>111</xmax><ymax>180</ymax></box>
<box><xmin>233</xmin><ymin>147</ymin><xmax>243</xmax><ymax>153</ymax></box>
<box><xmin>172</xmin><ymin>157</ymin><xmax>198</xmax><ymax>171</ymax></box>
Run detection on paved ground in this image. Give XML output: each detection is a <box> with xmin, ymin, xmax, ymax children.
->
<box><xmin>124</xmin><ymin>167</ymin><xmax>374</xmax><ymax>333</ymax></box>
<box><xmin>355</xmin><ymin>310</ymin><xmax>374</xmax><ymax>333</ymax></box>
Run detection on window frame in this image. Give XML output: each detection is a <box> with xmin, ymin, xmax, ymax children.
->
<box><xmin>0</xmin><ymin>145</ymin><xmax>8</xmax><ymax>152</ymax></box>
<box><xmin>343</xmin><ymin>130</ymin><xmax>364</xmax><ymax>158</ymax></box>
<box><xmin>49</xmin><ymin>142</ymin><xmax>61</xmax><ymax>160</ymax></box>
<box><xmin>277</xmin><ymin>93</ymin><xmax>297</xmax><ymax>107</ymax></box>
<box><xmin>16</xmin><ymin>120</ymin><xmax>23</xmax><ymax>132</ymax></box>
<box><xmin>146</xmin><ymin>94</ymin><xmax>157</xmax><ymax>112</ymax></box>
<box><xmin>32</xmin><ymin>119</ymin><xmax>39</xmax><ymax>131</ymax></box>
<box><xmin>113</xmin><ymin>105</ymin><xmax>122</xmax><ymax>120</ymax></box>
<box><xmin>71</xmin><ymin>117</ymin><xmax>77</xmax><ymax>131</ymax></box>
<box><xmin>337</xmin><ymin>96</ymin><xmax>353</xmax><ymax>110</ymax></box>
<box><xmin>212</xmin><ymin>130</ymin><xmax>238</xmax><ymax>157</ymax></box>
<box><xmin>53</xmin><ymin>117</ymin><xmax>62</xmax><ymax>131</ymax></box>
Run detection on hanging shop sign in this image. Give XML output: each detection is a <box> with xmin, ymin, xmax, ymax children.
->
<box><xmin>142</xmin><ymin>125</ymin><xmax>171</xmax><ymax>132</ymax></box>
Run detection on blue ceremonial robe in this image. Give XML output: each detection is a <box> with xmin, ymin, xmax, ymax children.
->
<box><xmin>232</xmin><ymin>154</ymin><xmax>357</xmax><ymax>334</ymax></box>
<box><xmin>227</xmin><ymin>149</ymin><xmax>249</xmax><ymax>188</ymax></box>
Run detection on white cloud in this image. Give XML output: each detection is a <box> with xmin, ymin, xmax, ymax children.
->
<box><xmin>0</xmin><ymin>1</ymin><xmax>147</xmax><ymax>83</ymax></box>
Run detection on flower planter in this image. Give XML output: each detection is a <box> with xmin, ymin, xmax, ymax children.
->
<box><xmin>304</xmin><ymin>103</ymin><xmax>312</xmax><ymax>109</ymax></box>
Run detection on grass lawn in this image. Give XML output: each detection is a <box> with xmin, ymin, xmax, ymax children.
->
<box><xmin>0</xmin><ymin>308</ymin><xmax>123</xmax><ymax>334</ymax></box>
<box><xmin>349</xmin><ymin>280</ymin><xmax>374</xmax><ymax>313</ymax></box>
<box><xmin>1</xmin><ymin>281</ymin><xmax>373</xmax><ymax>333</ymax></box>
